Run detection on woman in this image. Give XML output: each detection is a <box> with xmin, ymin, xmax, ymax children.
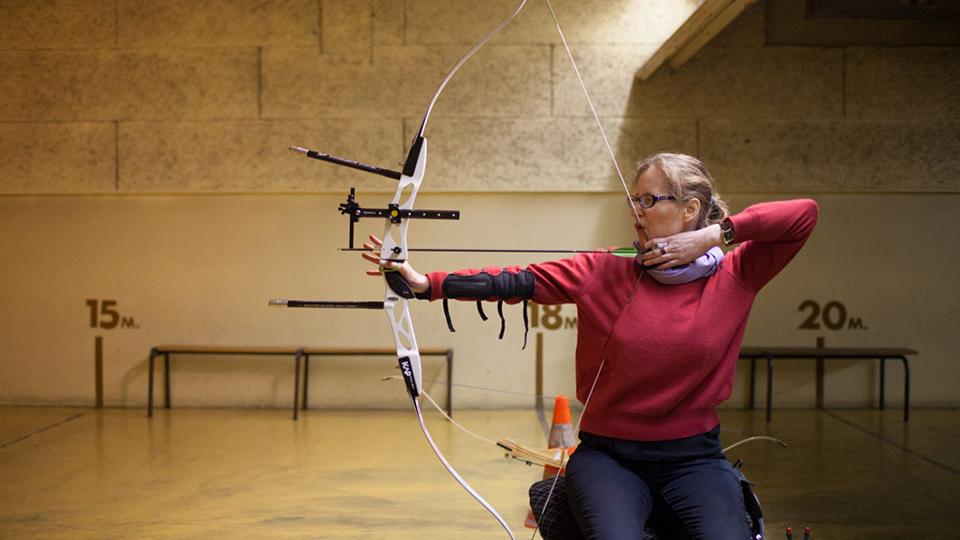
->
<box><xmin>363</xmin><ymin>153</ymin><xmax>818</xmax><ymax>539</ymax></box>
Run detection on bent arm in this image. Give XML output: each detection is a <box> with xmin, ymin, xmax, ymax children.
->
<box><xmin>726</xmin><ymin>198</ymin><xmax>820</xmax><ymax>291</ymax></box>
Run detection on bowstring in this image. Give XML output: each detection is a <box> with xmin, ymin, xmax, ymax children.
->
<box><xmin>543</xmin><ymin>0</ymin><xmax>642</xmax><ymax>225</ymax></box>
<box><xmin>533</xmin><ymin>2</ymin><xmax>645</xmax><ymax>537</ymax></box>
<box><xmin>421</xmin><ymin>389</ymin><xmax>501</xmax><ymax>446</ymax></box>
<box><xmin>395</xmin><ymin>378</ymin><xmax>789</xmax><ymax>456</ymax></box>
<box><xmin>411</xmin><ymin>2</ymin><xmax>644</xmax><ymax>535</ymax></box>
<box><xmin>531</xmin><ymin>277</ymin><xmax>643</xmax><ymax>540</ymax></box>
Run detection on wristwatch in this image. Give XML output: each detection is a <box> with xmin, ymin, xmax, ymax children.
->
<box><xmin>720</xmin><ymin>217</ymin><xmax>736</xmax><ymax>246</ymax></box>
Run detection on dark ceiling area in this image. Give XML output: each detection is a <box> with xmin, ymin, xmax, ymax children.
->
<box><xmin>807</xmin><ymin>0</ymin><xmax>960</xmax><ymax>20</ymax></box>
<box><xmin>767</xmin><ymin>0</ymin><xmax>960</xmax><ymax>45</ymax></box>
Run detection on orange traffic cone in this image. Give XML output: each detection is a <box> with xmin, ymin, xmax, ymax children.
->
<box><xmin>525</xmin><ymin>395</ymin><xmax>576</xmax><ymax>528</ymax></box>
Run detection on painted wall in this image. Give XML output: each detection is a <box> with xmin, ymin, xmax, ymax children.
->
<box><xmin>1</xmin><ymin>1</ymin><xmax>957</xmax><ymax>409</ymax></box>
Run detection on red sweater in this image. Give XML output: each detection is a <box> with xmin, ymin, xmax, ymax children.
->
<box><xmin>427</xmin><ymin>199</ymin><xmax>819</xmax><ymax>441</ymax></box>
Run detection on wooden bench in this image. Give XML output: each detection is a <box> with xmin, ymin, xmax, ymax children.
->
<box><xmin>147</xmin><ymin>345</ymin><xmax>453</xmax><ymax>420</ymax></box>
<box><xmin>739</xmin><ymin>345</ymin><xmax>917</xmax><ymax>422</ymax></box>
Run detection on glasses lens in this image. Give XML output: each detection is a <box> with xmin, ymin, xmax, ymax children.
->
<box><xmin>639</xmin><ymin>194</ymin><xmax>655</xmax><ymax>208</ymax></box>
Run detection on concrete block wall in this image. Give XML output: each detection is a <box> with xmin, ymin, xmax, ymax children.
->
<box><xmin>1</xmin><ymin>1</ymin><xmax>958</xmax><ymax>409</ymax></box>
<box><xmin>0</xmin><ymin>0</ymin><xmax>700</xmax><ymax>194</ymax></box>
<box><xmin>3</xmin><ymin>1</ymin><xmax>957</xmax><ymax>195</ymax></box>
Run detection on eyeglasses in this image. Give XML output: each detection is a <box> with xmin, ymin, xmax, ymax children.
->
<box><xmin>626</xmin><ymin>193</ymin><xmax>677</xmax><ymax>209</ymax></box>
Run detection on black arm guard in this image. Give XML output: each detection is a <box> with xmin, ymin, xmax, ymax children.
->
<box><xmin>441</xmin><ymin>269</ymin><xmax>535</xmax><ymax>301</ymax></box>
<box><xmin>438</xmin><ymin>269</ymin><xmax>535</xmax><ymax>349</ymax></box>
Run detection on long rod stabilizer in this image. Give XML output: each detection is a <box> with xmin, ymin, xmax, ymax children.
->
<box><xmin>289</xmin><ymin>146</ymin><xmax>402</xmax><ymax>181</ymax></box>
<box><xmin>268</xmin><ymin>299</ymin><xmax>385</xmax><ymax>309</ymax></box>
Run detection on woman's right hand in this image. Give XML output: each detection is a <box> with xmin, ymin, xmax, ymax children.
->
<box><xmin>361</xmin><ymin>234</ymin><xmax>431</xmax><ymax>294</ymax></box>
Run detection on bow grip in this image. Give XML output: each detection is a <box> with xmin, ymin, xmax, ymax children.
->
<box><xmin>384</xmin><ymin>269</ymin><xmax>416</xmax><ymax>299</ymax></box>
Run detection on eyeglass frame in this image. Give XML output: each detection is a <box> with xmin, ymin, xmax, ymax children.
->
<box><xmin>626</xmin><ymin>193</ymin><xmax>677</xmax><ymax>209</ymax></box>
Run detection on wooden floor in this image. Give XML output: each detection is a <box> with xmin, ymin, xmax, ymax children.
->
<box><xmin>1</xmin><ymin>406</ymin><xmax>957</xmax><ymax>539</ymax></box>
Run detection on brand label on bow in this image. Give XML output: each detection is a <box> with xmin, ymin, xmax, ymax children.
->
<box><xmin>398</xmin><ymin>357</ymin><xmax>419</xmax><ymax>398</ymax></box>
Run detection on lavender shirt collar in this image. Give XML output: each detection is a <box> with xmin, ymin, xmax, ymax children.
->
<box><xmin>633</xmin><ymin>240</ymin><xmax>725</xmax><ymax>285</ymax></box>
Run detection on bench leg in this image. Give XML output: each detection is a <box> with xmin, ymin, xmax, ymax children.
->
<box><xmin>302</xmin><ymin>355</ymin><xmax>310</xmax><ymax>411</ymax></box>
<box><xmin>293</xmin><ymin>351</ymin><xmax>301</xmax><ymax>421</ymax></box>
<box><xmin>766</xmin><ymin>356</ymin><xmax>773</xmax><ymax>422</ymax></box>
<box><xmin>879</xmin><ymin>357</ymin><xmax>886</xmax><ymax>410</ymax></box>
<box><xmin>901</xmin><ymin>356</ymin><xmax>910</xmax><ymax>422</ymax></box>
<box><xmin>748</xmin><ymin>357</ymin><xmax>756</xmax><ymax>410</ymax></box>
<box><xmin>164</xmin><ymin>353</ymin><xmax>171</xmax><ymax>409</ymax></box>
<box><xmin>815</xmin><ymin>357</ymin><xmax>824</xmax><ymax>409</ymax></box>
<box><xmin>446</xmin><ymin>350</ymin><xmax>454</xmax><ymax>418</ymax></box>
<box><xmin>147</xmin><ymin>350</ymin><xmax>155</xmax><ymax>418</ymax></box>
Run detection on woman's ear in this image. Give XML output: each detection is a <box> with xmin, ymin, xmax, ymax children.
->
<box><xmin>683</xmin><ymin>198</ymin><xmax>701</xmax><ymax>226</ymax></box>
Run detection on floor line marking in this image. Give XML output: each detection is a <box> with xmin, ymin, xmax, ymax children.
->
<box><xmin>823</xmin><ymin>410</ymin><xmax>960</xmax><ymax>477</ymax></box>
<box><xmin>0</xmin><ymin>412</ymin><xmax>85</xmax><ymax>451</ymax></box>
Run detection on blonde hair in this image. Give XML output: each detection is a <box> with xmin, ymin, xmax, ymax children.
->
<box><xmin>635</xmin><ymin>152</ymin><xmax>728</xmax><ymax>229</ymax></box>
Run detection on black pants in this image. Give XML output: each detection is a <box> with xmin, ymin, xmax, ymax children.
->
<box><xmin>565</xmin><ymin>427</ymin><xmax>751</xmax><ymax>540</ymax></box>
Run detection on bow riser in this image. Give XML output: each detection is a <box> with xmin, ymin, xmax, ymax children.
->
<box><xmin>382</xmin><ymin>138</ymin><xmax>427</xmax><ymax>399</ymax></box>
<box><xmin>380</xmin><ymin>138</ymin><xmax>427</xmax><ymax>266</ymax></box>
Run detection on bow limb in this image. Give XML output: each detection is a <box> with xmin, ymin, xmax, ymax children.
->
<box><xmin>417</xmin><ymin>0</ymin><xmax>530</xmax><ymax>138</ymax></box>
<box><xmin>382</xmin><ymin>136</ymin><xmax>519</xmax><ymax>540</ymax></box>
<box><xmin>379</xmin><ymin>3</ymin><xmax>531</xmax><ymax>539</ymax></box>
<box><xmin>382</xmin><ymin>137</ymin><xmax>518</xmax><ymax>539</ymax></box>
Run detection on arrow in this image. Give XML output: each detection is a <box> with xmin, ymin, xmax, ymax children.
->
<box><xmin>338</xmin><ymin>246</ymin><xmax>641</xmax><ymax>257</ymax></box>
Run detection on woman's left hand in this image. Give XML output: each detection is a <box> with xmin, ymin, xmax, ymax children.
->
<box><xmin>642</xmin><ymin>226</ymin><xmax>719</xmax><ymax>269</ymax></box>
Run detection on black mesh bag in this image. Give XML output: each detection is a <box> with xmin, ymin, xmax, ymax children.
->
<box><xmin>528</xmin><ymin>468</ymin><xmax>764</xmax><ymax>540</ymax></box>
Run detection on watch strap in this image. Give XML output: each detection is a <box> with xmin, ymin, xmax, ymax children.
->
<box><xmin>720</xmin><ymin>217</ymin><xmax>736</xmax><ymax>246</ymax></box>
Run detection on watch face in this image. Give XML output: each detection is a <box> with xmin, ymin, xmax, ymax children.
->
<box><xmin>721</xmin><ymin>221</ymin><xmax>735</xmax><ymax>244</ymax></box>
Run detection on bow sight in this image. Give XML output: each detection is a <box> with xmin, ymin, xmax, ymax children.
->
<box><xmin>338</xmin><ymin>187</ymin><xmax>460</xmax><ymax>251</ymax></box>
<box><xmin>289</xmin><ymin>146</ymin><xmax>461</xmax><ymax>252</ymax></box>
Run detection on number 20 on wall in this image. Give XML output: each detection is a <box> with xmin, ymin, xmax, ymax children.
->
<box><xmin>798</xmin><ymin>300</ymin><xmax>867</xmax><ymax>331</ymax></box>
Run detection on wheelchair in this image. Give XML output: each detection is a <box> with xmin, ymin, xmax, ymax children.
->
<box><xmin>528</xmin><ymin>461</ymin><xmax>764</xmax><ymax>540</ymax></box>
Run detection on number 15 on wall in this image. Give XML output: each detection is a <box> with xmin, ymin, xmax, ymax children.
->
<box><xmin>85</xmin><ymin>299</ymin><xmax>140</xmax><ymax>330</ymax></box>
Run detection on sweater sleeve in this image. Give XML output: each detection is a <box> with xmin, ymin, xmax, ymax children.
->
<box><xmin>725</xmin><ymin>198</ymin><xmax>819</xmax><ymax>292</ymax></box>
<box><xmin>425</xmin><ymin>254</ymin><xmax>601</xmax><ymax>305</ymax></box>
<box><xmin>526</xmin><ymin>254</ymin><xmax>601</xmax><ymax>305</ymax></box>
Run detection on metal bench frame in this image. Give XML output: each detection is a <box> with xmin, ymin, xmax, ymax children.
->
<box><xmin>147</xmin><ymin>346</ymin><xmax>453</xmax><ymax>420</ymax></box>
<box><xmin>739</xmin><ymin>346</ymin><xmax>916</xmax><ymax>421</ymax></box>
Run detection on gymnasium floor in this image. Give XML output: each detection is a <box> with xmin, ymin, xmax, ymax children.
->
<box><xmin>1</xmin><ymin>406</ymin><xmax>957</xmax><ymax>539</ymax></box>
